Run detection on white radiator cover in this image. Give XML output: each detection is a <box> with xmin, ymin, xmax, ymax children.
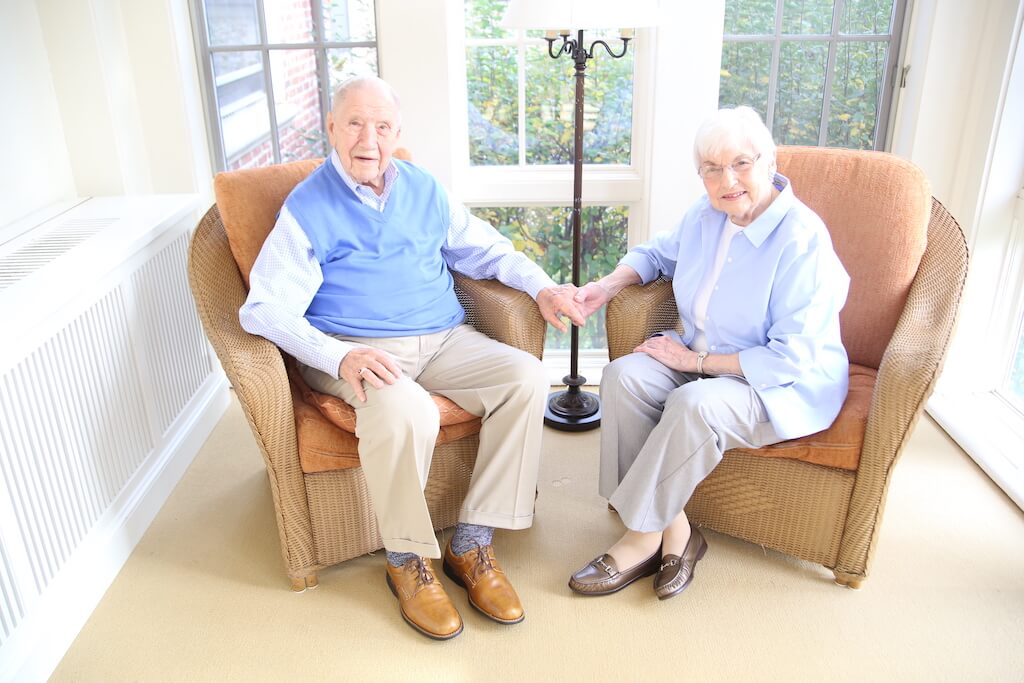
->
<box><xmin>0</xmin><ymin>196</ymin><xmax>229</xmax><ymax>682</ymax></box>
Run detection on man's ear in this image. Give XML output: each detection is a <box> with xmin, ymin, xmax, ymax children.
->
<box><xmin>326</xmin><ymin>113</ymin><xmax>336</xmax><ymax>146</ymax></box>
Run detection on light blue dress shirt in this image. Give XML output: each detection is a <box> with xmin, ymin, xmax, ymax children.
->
<box><xmin>240</xmin><ymin>152</ymin><xmax>557</xmax><ymax>379</ymax></box>
<box><xmin>620</xmin><ymin>173</ymin><xmax>850</xmax><ymax>440</ymax></box>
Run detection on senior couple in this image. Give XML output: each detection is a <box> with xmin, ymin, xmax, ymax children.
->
<box><xmin>240</xmin><ymin>76</ymin><xmax>850</xmax><ymax>640</ymax></box>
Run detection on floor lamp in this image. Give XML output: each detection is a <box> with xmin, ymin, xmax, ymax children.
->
<box><xmin>501</xmin><ymin>0</ymin><xmax>658</xmax><ymax>431</ymax></box>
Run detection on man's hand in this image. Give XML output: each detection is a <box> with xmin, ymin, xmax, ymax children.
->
<box><xmin>339</xmin><ymin>348</ymin><xmax>403</xmax><ymax>403</ymax></box>
<box><xmin>573</xmin><ymin>282</ymin><xmax>612</xmax><ymax>319</ymax></box>
<box><xmin>536</xmin><ymin>284</ymin><xmax>586</xmax><ymax>333</ymax></box>
<box><xmin>634</xmin><ymin>334</ymin><xmax>694</xmax><ymax>373</ymax></box>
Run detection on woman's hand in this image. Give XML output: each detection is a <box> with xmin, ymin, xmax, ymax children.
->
<box><xmin>573</xmin><ymin>282</ymin><xmax>612</xmax><ymax>319</ymax></box>
<box><xmin>634</xmin><ymin>334</ymin><xmax>696</xmax><ymax>373</ymax></box>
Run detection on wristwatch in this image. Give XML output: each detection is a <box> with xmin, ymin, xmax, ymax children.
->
<box><xmin>696</xmin><ymin>351</ymin><xmax>709</xmax><ymax>377</ymax></box>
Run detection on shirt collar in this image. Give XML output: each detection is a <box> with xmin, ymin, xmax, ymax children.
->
<box><xmin>329</xmin><ymin>149</ymin><xmax>400</xmax><ymax>197</ymax></box>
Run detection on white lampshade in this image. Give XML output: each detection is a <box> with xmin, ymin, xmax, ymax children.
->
<box><xmin>499</xmin><ymin>0</ymin><xmax>659</xmax><ymax>30</ymax></box>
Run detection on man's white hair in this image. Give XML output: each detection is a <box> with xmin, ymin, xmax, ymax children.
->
<box><xmin>331</xmin><ymin>74</ymin><xmax>402</xmax><ymax>111</ymax></box>
<box><xmin>692</xmin><ymin>106</ymin><xmax>777</xmax><ymax>170</ymax></box>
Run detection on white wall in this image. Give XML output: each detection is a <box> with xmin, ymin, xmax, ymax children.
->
<box><xmin>1</xmin><ymin>0</ymin><xmax>214</xmax><ymax>232</ymax></box>
<box><xmin>0</xmin><ymin>1</ymin><xmax>77</xmax><ymax>227</ymax></box>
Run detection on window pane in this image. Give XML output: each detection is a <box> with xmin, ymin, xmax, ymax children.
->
<box><xmin>322</xmin><ymin>0</ymin><xmax>377</xmax><ymax>42</ymax></box>
<box><xmin>841</xmin><ymin>0</ymin><xmax>895</xmax><ymax>34</ymax></box>
<box><xmin>827</xmin><ymin>41</ymin><xmax>886</xmax><ymax>149</ymax></box>
<box><xmin>326</xmin><ymin>47</ymin><xmax>378</xmax><ymax>94</ymax></box>
<box><xmin>782</xmin><ymin>0</ymin><xmax>834</xmax><ymax>34</ymax></box>
<box><xmin>467</xmin><ymin>46</ymin><xmax>519</xmax><ymax>165</ymax></box>
<box><xmin>772</xmin><ymin>41</ymin><xmax>829</xmax><ymax>144</ymax></box>
<box><xmin>465</xmin><ymin>0</ymin><xmax>511</xmax><ymax>39</ymax></box>
<box><xmin>719</xmin><ymin>41</ymin><xmax>773</xmax><ymax>119</ymax></box>
<box><xmin>471</xmin><ymin>206</ymin><xmax>628</xmax><ymax>349</ymax></box>
<box><xmin>724</xmin><ymin>0</ymin><xmax>777</xmax><ymax>35</ymax></box>
<box><xmin>213</xmin><ymin>51</ymin><xmax>273</xmax><ymax>167</ymax></box>
<box><xmin>265</xmin><ymin>0</ymin><xmax>314</xmax><ymax>44</ymax></box>
<box><xmin>270</xmin><ymin>49</ymin><xmax>326</xmax><ymax>162</ymax></box>
<box><xmin>524</xmin><ymin>37</ymin><xmax>634</xmax><ymax>165</ymax></box>
<box><xmin>205</xmin><ymin>0</ymin><xmax>260</xmax><ymax>47</ymax></box>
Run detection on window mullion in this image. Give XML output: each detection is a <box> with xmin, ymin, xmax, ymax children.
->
<box><xmin>254</xmin><ymin>0</ymin><xmax>282</xmax><ymax>164</ymax></box>
<box><xmin>310</xmin><ymin>0</ymin><xmax>332</xmax><ymax>154</ymax></box>
<box><xmin>518</xmin><ymin>34</ymin><xmax>527</xmax><ymax>167</ymax></box>
<box><xmin>765</xmin><ymin>0</ymin><xmax>785</xmax><ymax>129</ymax></box>
<box><xmin>818</xmin><ymin>0</ymin><xmax>844</xmax><ymax>146</ymax></box>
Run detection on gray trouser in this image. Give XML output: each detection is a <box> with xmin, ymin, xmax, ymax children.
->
<box><xmin>599</xmin><ymin>332</ymin><xmax>782</xmax><ymax>532</ymax></box>
<box><xmin>298</xmin><ymin>324</ymin><xmax>548</xmax><ymax>558</ymax></box>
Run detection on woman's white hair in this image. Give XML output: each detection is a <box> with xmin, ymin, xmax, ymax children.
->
<box><xmin>692</xmin><ymin>106</ymin><xmax>776</xmax><ymax>171</ymax></box>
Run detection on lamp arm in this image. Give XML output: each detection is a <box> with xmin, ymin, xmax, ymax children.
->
<box><xmin>588</xmin><ymin>37</ymin><xmax>631</xmax><ymax>59</ymax></box>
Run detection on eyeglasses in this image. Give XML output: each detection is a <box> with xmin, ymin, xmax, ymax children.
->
<box><xmin>698</xmin><ymin>154</ymin><xmax>761</xmax><ymax>180</ymax></box>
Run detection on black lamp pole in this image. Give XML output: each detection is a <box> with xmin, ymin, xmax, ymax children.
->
<box><xmin>542</xmin><ymin>29</ymin><xmax>632</xmax><ymax>432</ymax></box>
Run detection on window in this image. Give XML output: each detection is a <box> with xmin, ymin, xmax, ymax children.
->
<box><xmin>719</xmin><ymin>0</ymin><xmax>908</xmax><ymax>150</ymax></box>
<box><xmin>191</xmin><ymin>0</ymin><xmax>379</xmax><ymax>171</ymax></box>
<box><xmin>463</xmin><ymin>0</ymin><xmax>647</xmax><ymax>353</ymax></box>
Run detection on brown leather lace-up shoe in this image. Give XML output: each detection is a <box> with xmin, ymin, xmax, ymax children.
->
<box><xmin>654</xmin><ymin>524</ymin><xmax>707</xmax><ymax>600</ymax></box>
<box><xmin>443</xmin><ymin>542</ymin><xmax>525</xmax><ymax>624</ymax></box>
<box><xmin>385</xmin><ymin>557</ymin><xmax>463</xmax><ymax>640</ymax></box>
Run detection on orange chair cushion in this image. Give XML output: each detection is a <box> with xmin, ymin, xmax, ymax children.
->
<box><xmin>287</xmin><ymin>363</ymin><xmax>481</xmax><ymax>474</ymax></box>
<box><xmin>214</xmin><ymin>159</ymin><xmax>322</xmax><ymax>287</ymax></box>
<box><xmin>777</xmin><ymin>147</ymin><xmax>930</xmax><ymax>370</ymax></box>
<box><xmin>729</xmin><ymin>364</ymin><xmax>877</xmax><ymax>471</ymax></box>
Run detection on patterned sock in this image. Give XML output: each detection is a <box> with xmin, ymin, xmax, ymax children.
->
<box><xmin>450</xmin><ymin>522</ymin><xmax>495</xmax><ymax>556</ymax></box>
<box><xmin>386</xmin><ymin>551</ymin><xmax>419</xmax><ymax>568</ymax></box>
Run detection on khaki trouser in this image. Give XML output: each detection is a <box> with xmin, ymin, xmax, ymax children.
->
<box><xmin>298</xmin><ymin>324</ymin><xmax>548</xmax><ymax>558</ymax></box>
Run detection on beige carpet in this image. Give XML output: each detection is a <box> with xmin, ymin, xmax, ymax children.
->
<box><xmin>54</xmin><ymin>390</ymin><xmax>1024</xmax><ymax>681</ymax></box>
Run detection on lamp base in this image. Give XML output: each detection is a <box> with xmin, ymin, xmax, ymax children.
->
<box><xmin>544</xmin><ymin>375</ymin><xmax>601</xmax><ymax>432</ymax></box>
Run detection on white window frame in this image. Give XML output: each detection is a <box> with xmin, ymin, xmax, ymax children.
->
<box><xmin>454</xmin><ymin>15</ymin><xmax>655</xmax><ymax>381</ymax></box>
<box><xmin>924</xmin><ymin>2</ymin><xmax>1024</xmax><ymax>510</ymax></box>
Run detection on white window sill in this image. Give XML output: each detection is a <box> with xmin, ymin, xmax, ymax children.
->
<box><xmin>927</xmin><ymin>389</ymin><xmax>1024</xmax><ymax>511</ymax></box>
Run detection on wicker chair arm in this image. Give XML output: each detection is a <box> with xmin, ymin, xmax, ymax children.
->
<box><xmin>606</xmin><ymin>277</ymin><xmax>682</xmax><ymax>360</ymax></box>
<box><xmin>835</xmin><ymin>198</ymin><xmax>969</xmax><ymax>577</ymax></box>
<box><xmin>188</xmin><ymin>205</ymin><xmax>315</xmax><ymax>575</ymax></box>
<box><xmin>452</xmin><ymin>272</ymin><xmax>547</xmax><ymax>360</ymax></box>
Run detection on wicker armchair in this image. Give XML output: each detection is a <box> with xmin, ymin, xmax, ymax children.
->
<box><xmin>606</xmin><ymin>147</ymin><xmax>968</xmax><ymax>588</ymax></box>
<box><xmin>187</xmin><ymin>158</ymin><xmax>546</xmax><ymax>591</ymax></box>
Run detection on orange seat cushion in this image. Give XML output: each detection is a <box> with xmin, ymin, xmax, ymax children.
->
<box><xmin>729</xmin><ymin>364</ymin><xmax>876</xmax><ymax>471</ymax></box>
<box><xmin>287</xmin><ymin>363</ymin><xmax>481</xmax><ymax>474</ymax></box>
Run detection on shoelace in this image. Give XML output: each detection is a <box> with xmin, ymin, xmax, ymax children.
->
<box><xmin>472</xmin><ymin>542</ymin><xmax>496</xmax><ymax>576</ymax></box>
<box><xmin>409</xmin><ymin>558</ymin><xmax>434</xmax><ymax>586</ymax></box>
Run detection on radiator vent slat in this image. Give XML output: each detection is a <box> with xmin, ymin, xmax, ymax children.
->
<box><xmin>0</xmin><ymin>218</ymin><xmax>116</xmax><ymax>289</ymax></box>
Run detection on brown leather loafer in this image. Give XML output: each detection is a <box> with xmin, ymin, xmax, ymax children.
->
<box><xmin>568</xmin><ymin>547</ymin><xmax>661</xmax><ymax>596</ymax></box>
<box><xmin>654</xmin><ymin>524</ymin><xmax>707</xmax><ymax>600</ymax></box>
<box><xmin>443</xmin><ymin>542</ymin><xmax>524</xmax><ymax>624</ymax></box>
<box><xmin>385</xmin><ymin>557</ymin><xmax>463</xmax><ymax>640</ymax></box>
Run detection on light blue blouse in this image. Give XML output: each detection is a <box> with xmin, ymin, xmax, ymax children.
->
<box><xmin>620</xmin><ymin>174</ymin><xmax>850</xmax><ymax>440</ymax></box>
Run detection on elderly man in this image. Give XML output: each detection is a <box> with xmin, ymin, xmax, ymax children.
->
<box><xmin>240</xmin><ymin>75</ymin><xmax>581</xmax><ymax>640</ymax></box>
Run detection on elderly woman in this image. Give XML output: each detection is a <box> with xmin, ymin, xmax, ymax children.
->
<box><xmin>568</xmin><ymin>106</ymin><xmax>850</xmax><ymax>600</ymax></box>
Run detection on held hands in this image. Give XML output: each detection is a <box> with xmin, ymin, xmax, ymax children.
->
<box><xmin>572</xmin><ymin>282</ymin><xmax>612</xmax><ymax>319</ymax></box>
<box><xmin>340</xmin><ymin>347</ymin><xmax>403</xmax><ymax>403</ymax></box>
<box><xmin>536</xmin><ymin>284</ymin><xmax>587</xmax><ymax>333</ymax></box>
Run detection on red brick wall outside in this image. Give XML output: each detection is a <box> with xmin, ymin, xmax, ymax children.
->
<box><xmin>227</xmin><ymin>0</ymin><xmax>329</xmax><ymax>170</ymax></box>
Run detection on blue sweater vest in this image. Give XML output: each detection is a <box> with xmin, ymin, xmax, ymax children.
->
<box><xmin>285</xmin><ymin>159</ymin><xmax>465</xmax><ymax>337</ymax></box>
